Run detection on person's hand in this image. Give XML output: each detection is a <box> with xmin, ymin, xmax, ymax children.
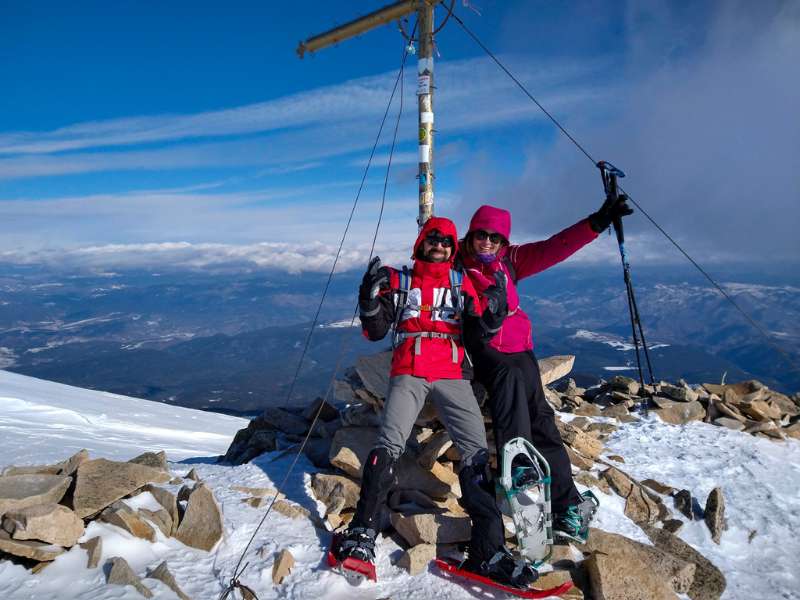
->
<box><xmin>359</xmin><ymin>257</ymin><xmax>389</xmax><ymax>312</ymax></box>
<box><xmin>481</xmin><ymin>271</ymin><xmax>508</xmax><ymax>333</ymax></box>
<box><xmin>588</xmin><ymin>193</ymin><xmax>634</xmax><ymax>233</ymax></box>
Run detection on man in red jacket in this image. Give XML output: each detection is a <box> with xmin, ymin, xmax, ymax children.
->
<box><xmin>331</xmin><ymin>216</ymin><xmax>537</xmax><ymax>588</ymax></box>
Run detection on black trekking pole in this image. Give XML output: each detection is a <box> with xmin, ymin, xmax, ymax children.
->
<box><xmin>597</xmin><ymin>161</ymin><xmax>656</xmax><ymax>415</ymax></box>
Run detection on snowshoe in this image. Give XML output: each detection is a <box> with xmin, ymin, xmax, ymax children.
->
<box><xmin>434</xmin><ymin>555</ymin><xmax>573</xmax><ymax>599</ymax></box>
<box><xmin>553</xmin><ymin>490</ymin><xmax>600</xmax><ymax>544</ymax></box>
<box><xmin>326</xmin><ymin>528</ymin><xmax>377</xmax><ymax>585</ymax></box>
<box><xmin>496</xmin><ymin>437</ymin><xmax>554</xmax><ymax>566</ymax></box>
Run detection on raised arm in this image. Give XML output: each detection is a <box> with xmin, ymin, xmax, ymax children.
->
<box><xmin>506</xmin><ymin>219</ymin><xmax>598</xmax><ymax>281</ymax></box>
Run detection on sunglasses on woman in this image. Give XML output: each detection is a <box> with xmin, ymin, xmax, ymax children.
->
<box><xmin>474</xmin><ymin>230</ymin><xmax>504</xmax><ymax>244</ymax></box>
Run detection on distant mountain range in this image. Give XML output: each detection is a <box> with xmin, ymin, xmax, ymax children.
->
<box><xmin>1</xmin><ymin>261</ymin><xmax>797</xmax><ymax>414</ymax></box>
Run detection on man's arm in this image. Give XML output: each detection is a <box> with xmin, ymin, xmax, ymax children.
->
<box><xmin>358</xmin><ymin>258</ymin><xmax>396</xmax><ymax>341</ymax></box>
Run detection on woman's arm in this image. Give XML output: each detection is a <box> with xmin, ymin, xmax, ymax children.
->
<box><xmin>507</xmin><ymin>219</ymin><xmax>598</xmax><ymax>281</ymax></box>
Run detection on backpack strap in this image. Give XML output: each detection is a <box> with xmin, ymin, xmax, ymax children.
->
<box><xmin>502</xmin><ymin>254</ymin><xmax>517</xmax><ymax>285</ymax></box>
<box><xmin>391</xmin><ymin>265</ymin><xmax>411</xmax><ymax>347</ymax></box>
<box><xmin>449</xmin><ymin>267</ymin><xmax>464</xmax><ymax>315</ymax></box>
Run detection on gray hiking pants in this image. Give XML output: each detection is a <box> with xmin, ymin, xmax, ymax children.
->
<box><xmin>376</xmin><ymin>375</ymin><xmax>489</xmax><ymax>466</ymax></box>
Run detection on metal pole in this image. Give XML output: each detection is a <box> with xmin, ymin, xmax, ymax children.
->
<box><xmin>416</xmin><ymin>2</ymin><xmax>435</xmax><ymax>227</ymax></box>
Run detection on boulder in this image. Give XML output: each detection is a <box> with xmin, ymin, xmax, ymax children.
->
<box><xmin>417</xmin><ymin>430</ymin><xmax>453</xmax><ymax>469</ymax></box>
<box><xmin>714</xmin><ymin>400</ymin><xmax>747</xmax><ymax>423</ymax></box>
<box><xmin>573</xmin><ymin>403</ymin><xmax>602</xmax><ymax>417</ymax></box>
<box><xmin>587</xmin><ymin>422</ymin><xmax>619</xmax><ymax>436</ymax></box>
<box><xmin>704</xmin><ymin>488</ymin><xmax>725</xmax><ymax>544</ymax></box>
<box><xmin>662</xmin><ymin>519</ymin><xmax>684</xmax><ymax>534</ymax></box>
<box><xmin>398</xmin><ymin>543</ymin><xmax>436</xmax><ymax>575</ymax></box>
<box><xmin>302</xmin><ymin>437</ymin><xmax>333</xmax><ymax>468</ymax></box>
<box><xmin>185</xmin><ymin>468</ymin><xmax>201</xmax><ymax>482</ymax></box>
<box><xmin>80</xmin><ymin>535</ymin><xmax>102</xmax><ymax>568</ymax></box>
<box><xmin>603</xmin><ymin>404</ymin><xmax>630</xmax><ymax>420</ymax></box>
<box><xmin>340</xmin><ymin>403</ymin><xmax>382</xmax><ymax>428</ymax></box>
<box><xmin>106</xmin><ymin>556</ymin><xmax>153</xmax><ymax>598</ymax></box>
<box><xmin>139</xmin><ymin>508</ymin><xmax>173</xmax><ymax>537</ymax></box>
<box><xmin>738</xmin><ymin>400</ymin><xmax>780</xmax><ymax>422</ymax></box>
<box><xmin>261</xmin><ymin>407</ymin><xmax>309</xmax><ymax>436</ymax></box>
<box><xmin>584</xmin><ymin>528</ymin><xmax>696</xmax><ymax>594</ymax></box>
<box><xmin>1</xmin><ymin>449</ymin><xmax>88</xmax><ymax>478</ymax></box>
<box><xmin>272</xmin><ymin>499</ymin><xmax>310</xmax><ymax>520</ymax></box>
<box><xmin>99</xmin><ymin>502</ymin><xmax>156</xmax><ymax>542</ymax></box>
<box><xmin>388</xmin><ymin>489</ymin><xmax>443</xmax><ymax>513</ymax></box>
<box><xmin>272</xmin><ymin>548</ymin><xmax>295</xmax><ymax>585</ymax></box>
<box><xmin>574</xmin><ymin>472</ymin><xmax>610</xmax><ymax>495</ymax></box>
<box><xmin>390</xmin><ymin>511</ymin><xmax>471</xmax><ymax>546</ymax></box>
<box><xmin>585</xmin><ymin>549</ymin><xmax>678</xmax><ymax>600</ymax></box>
<box><xmin>660</xmin><ymin>384</ymin><xmax>699</xmax><ymax>403</ymax></box>
<box><xmin>556</xmin><ymin>421</ymin><xmax>604</xmax><ymax>459</ymax></box>
<box><xmin>2</xmin><ymin>503</ymin><xmax>84</xmax><ymax>547</ymax></box>
<box><xmin>329</xmin><ymin>427</ymin><xmax>379</xmax><ymax>478</ymax></box>
<box><xmin>355</xmin><ymin>351</ymin><xmax>392</xmax><ymax>399</ymax></box>
<box><xmin>652</xmin><ymin>400</ymin><xmax>706</xmax><ymax>425</ymax></box>
<box><xmin>128</xmin><ymin>451</ymin><xmax>169</xmax><ymax>472</ymax></box>
<box><xmin>0</xmin><ymin>529</ymin><xmax>64</xmax><ymax>562</ymax></box>
<box><xmin>311</xmin><ymin>473</ymin><xmax>360</xmax><ymax>515</ymax></box>
<box><xmin>147</xmin><ymin>561</ymin><xmax>190</xmax><ymax>600</ymax></box>
<box><xmin>640</xmin><ymin>479</ymin><xmax>675</xmax><ymax>496</ymax></box>
<box><xmin>396</xmin><ymin>454</ymin><xmax>455</xmax><ymax>500</ymax></box>
<box><xmin>608</xmin><ymin>375</ymin><xmax>641</xmax><ymax>396</ymax></box>
<box><xmin>566</xmin><ymin>446</ymin><xmax>594</xmax><ymax>470</ymax></box>
<box><xmin>142</xmin><ymin>485</ymin><xmax>179</xmax><ymax>535</ymax></box>
<box><xmin>673</xmin><ymin>490</ymin><xmax>696</xmax><ymax>520</ymax></box>
<box><xmin>73</xmin><ymin>459</ymin><xmax>170</xmax><ymax>518</ymax></box>
<box><xmin>303</xmin><ymin>396</ymin><xmax>339</xmax><ymax>423</ymax></box>
<box><xmin>642</xmin><ymin>525</ymin><xmax>727</xmax><ymax>600</ymax></box>
<box><xmin>712</xmin><ymin>417</ymin><xmax>745</xmax><ymax>431</ymax></box>
<box><xmin>538</xmin><ymin>355</ymin><xmax>575</xmax><ymax>386</ymax></box>
<box><xmin>625</xmin><ymin>485</ymin><xmax>661</xmax><ymax>524</ymax></box>
<box><xmin>174</xmin><ymin>484</ymin><xmax>223</xmax><ymax>551</ymax></box>
<box><xmin>0</xmin><ymin>474</ymin><xmax>72</xmax><ymax>517</ymax></box>
<box><xmin>221</xmin><ymin>424</ymin><xmax>277</xmax><ymax>465</ymax></box>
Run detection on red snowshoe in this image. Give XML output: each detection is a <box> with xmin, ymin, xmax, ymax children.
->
<box><xmin>327</xmin><ymin>531</ymin><xmax>377</xmax><ymax>585</ymax></box>
<box><xmin>434</xmin><ymin>557</ymin><xmax>573</xmax><ymax>599</ymax></box>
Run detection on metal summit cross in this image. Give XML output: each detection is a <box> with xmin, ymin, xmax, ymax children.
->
<box><xmin>297</xmin><ymin>0</ymin><xmax>445</xmax><ymax>229</ymax></box>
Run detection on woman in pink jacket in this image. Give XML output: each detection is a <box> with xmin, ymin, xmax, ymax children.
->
<box><xmin>459</xmin><ymin>199</ymin><xmax>631</xmax><ymax>543</ymax></box>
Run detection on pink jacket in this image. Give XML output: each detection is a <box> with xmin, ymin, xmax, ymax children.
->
<box><xmin>461</xmin><ymin>205</ymin><xmax>598</xmax><ymax>353</ymax></box>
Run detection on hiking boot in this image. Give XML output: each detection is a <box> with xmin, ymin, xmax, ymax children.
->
<box><xmin>553</xmin><ymin>491</ymin><xmax>599</xmax><ymax>544</ymax></box>
<box><xmin>462</xmin><ymin>546</ymin><xmax>539</xmax><ymax>589</ymax></box>
<box><xmin>332</xmin><ymin>526</ymin><xmax>377</xmax><ymax>564</ymax></box>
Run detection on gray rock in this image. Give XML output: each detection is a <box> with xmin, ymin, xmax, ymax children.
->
<box><xmin>585</xmin><ymin>549</ymin><xmax>678</xmax><ymax>600</ymax></box>
<box><xmin>272</xmin><ymin>548</ymin><xmax>295</xmax><ymax>585</ymax></box>
<box><xmin>142</xmin><ymin>485</ymin><xmax>179</xmax><ymax>535</ymax></box>
<box><xmin>329</xmin><ymin>427</ymin><xmax>379</xmax><ymax>478</ymax></box>
<box><xmin>73</xmin><ymin>459</ymin><xmax>170</xmax><ymax>518</ymax></box>
<box><xmin>355</xmin><ymin>351</ymin><xmax>393</xmax><ymax>399</ymax></box>
<box><xmin>128</xmin><ymin>451</ymin><xmax>169</xmax><ymax>472</ymax></box>
<box><xmin>640</xmin><ymin>479</ymin><xmax>675</xmax><ymax>496</ymax></box>
<box><xmin>174</xmin><ymin>484</ymin><xmax>223</xmax><ymax>551</ymax></box>
<box><xmin>584</xmin><ymin>528</ymin><xmax>696</xmax><ymax>594</ymax></box>
<box><xmin>80</xmin><ymin>536</ymin><xmax>103</xmax><ymax>568</ymax></box>
<box><xmin>712</xmin><ymin>417</ymin><xmax>745</xmax><ymax>431</ymax></box>
<box><xmin>538</xmin><ymin>355</ymin><xmax>575</xmax><ymax>386</ymax></box>
<box><xmin>652</xmin><ymin>400</ymin><xmax>706</xmax><ymax>425</ymax></box>
<box><xmin>0</xmin><ymin>529</ymin><xmax>64</xmax><ymax>562</ymax></box>
<box><xmin>398</xmin><ymin>543</ymin><xmax>436</xmax><ymax>575</ymax></box>
<box><xmin>662</xmin><ymin>519</ymin><xmax>684</xmax><ymax>534</ymax></box>
<box><xmin>390</xmin><ymin>511</ymin><xmax>471</xmax><ymax>546</ymax></box>
<box><xmin>99</xmin><ymin>502</ymin><xmax>157</xmax><ymax>542</ymax></box>
<box><xmin>2</xmin><ymin>503</ymin><xmax>85</xmax><ymax>547</ymax></box>
<box><xmin>603</xmin><ymin>403</ymin><xmax>631</xmax><ymax>420</ymax></box>
<box><xmin>261</xmin><ymin>407</ymin><xmax>309</xmax><ymax>436</ymax></box>
<box><xmin>608</xmin><ymin>375</ymin><xmax>641</xmax><ymax>396</ymax></box>
<box><xmin>311</xmin><ymin>473</ymin><xmax>360</xmax><ymax>515</ymax></box>
<box><xmin>106</xmin><ymin>556</ymin><xmax>153</xmax><ymax>598</ymax></box>
<box><xmin>396</xmin><ymin>453</ymin><xmax>455</xmax><ymax>500</ymax></box>
<box><xmin>642</xmin><ymin>525</ymin><xmax>727</xmax><ymax>600</ymax></box>
<box><xmin>302</xmin><ymin>437</ymin><xmax>333</xmax><ymax>468</ymax></box>
<box><xmin>147</xmin><ymin>561</ymin><xmax>191</xmax><ymax>600</ymax></box>
<box><xmin>704</xmin><ymin>487</ymin><xmax>725</xmax><ymax>544</ymax></box>
<box><xmin>673</xmin><ymin>490</ymin><xmax>695</xmax><ymax>520</ymax></box>
<box><xmin>333</xmin><ymin>379</ymin><xmax>360</xmax><ymax>405</ymax></box>
<box><xmin>417</xmin><ymin>430</ymin><xmax>452</xmax><ymax>469</ymax></box>
<box><xmin>661</xmin><ymin>384</ymin><xmax>699</xmax><ymax>403</ymax></box>
<box><xmin>303</xmin><ymin>396</ymin><xmax>339</xmax><ymax>423</ymax></box>
<box><xmin>0</xmin><ymin>474</ymin><xmax>72</xmax><ymax>517</ymax></box>
<box><xmin>185</xmin><ymin>468</ymin><xmax>200</xmax><ymax>482</ymax></box>
<box><xmin>340</xmin><ymin>403</ymin><xmax>382</xmax><ymax>428</ymax></box>
<box><xmin>1</xmin><ymin>449</ymin><xmax>89</xmax><ymax>478</ymax></box>
<box><xmin>139</xmin><ymin>508</ymin><xmax>173</xmax><ymax>537</ymax></box>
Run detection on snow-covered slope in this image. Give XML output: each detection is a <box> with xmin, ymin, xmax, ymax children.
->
<box><xmin>0</xmin><ymin>371</ymin><xmax>798</xmax><ymax>599</ymax></box>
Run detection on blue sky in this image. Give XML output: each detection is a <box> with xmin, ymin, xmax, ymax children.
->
<box><xmin>1</xmin><ymin>1</ymin><xmax>797</xmax><ymax>272</ymax></box>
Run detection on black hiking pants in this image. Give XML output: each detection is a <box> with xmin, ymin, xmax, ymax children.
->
<box><xmin>473</xmin><ymin>346</ymin><xmax>581</xmax><ymax>513</ymax></box>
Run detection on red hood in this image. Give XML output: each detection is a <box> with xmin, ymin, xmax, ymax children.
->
<box><xmin>412</xmin><ymin>216</ymin><xmax>459</xmax><ymax>264</ymax></box>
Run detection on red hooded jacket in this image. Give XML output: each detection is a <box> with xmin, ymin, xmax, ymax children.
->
<box><xmin>461</xmin><ymin>205</ymin><xmax>598</xmax><ymax>353</ymax></box>
<box><xmin>362</xmin><ymin>217</ymin><xmax>483</xmax><ymax>381</ymax></box>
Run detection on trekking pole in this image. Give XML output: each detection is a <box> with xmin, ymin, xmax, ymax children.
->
<box><xmin>597</xmin><ymin>161</ymin><xmax>655</xmax><ymax>415</ymax></box>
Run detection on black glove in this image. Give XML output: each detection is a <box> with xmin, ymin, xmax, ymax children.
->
<box><xmin>588</xmin><ymin>193</ymin><xmax>634</xmax><ymax>233</ymax></box>
<box><xmin>480</xmin><ymin>271</ymin><xmax>508</xmax><ymax>333</ymax></box>
<box><xmin>359</xmin><ymin>256</ymin><xmax>390</xmax><ymax>314</ymax></box>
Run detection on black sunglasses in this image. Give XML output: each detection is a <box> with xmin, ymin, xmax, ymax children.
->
<box><xmin>474</xmin><ymin>230</ymin><xmax>504</xmax><ymax>244</ymax></box>
<box><xmin>424</xmin><ymin>234</ymin><xmax>454</xmax><ymax>248</ymax></box>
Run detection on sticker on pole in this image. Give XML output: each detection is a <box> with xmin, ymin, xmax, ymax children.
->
<box><xmin>417</xmin><ymin>75</ymin><xmax>431</xmax><ymax>95</ymax></box>
<box><xmin>419</xmin><ymin>145</ymin><xmax>431</xmax><ymax>163</ymax></box>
